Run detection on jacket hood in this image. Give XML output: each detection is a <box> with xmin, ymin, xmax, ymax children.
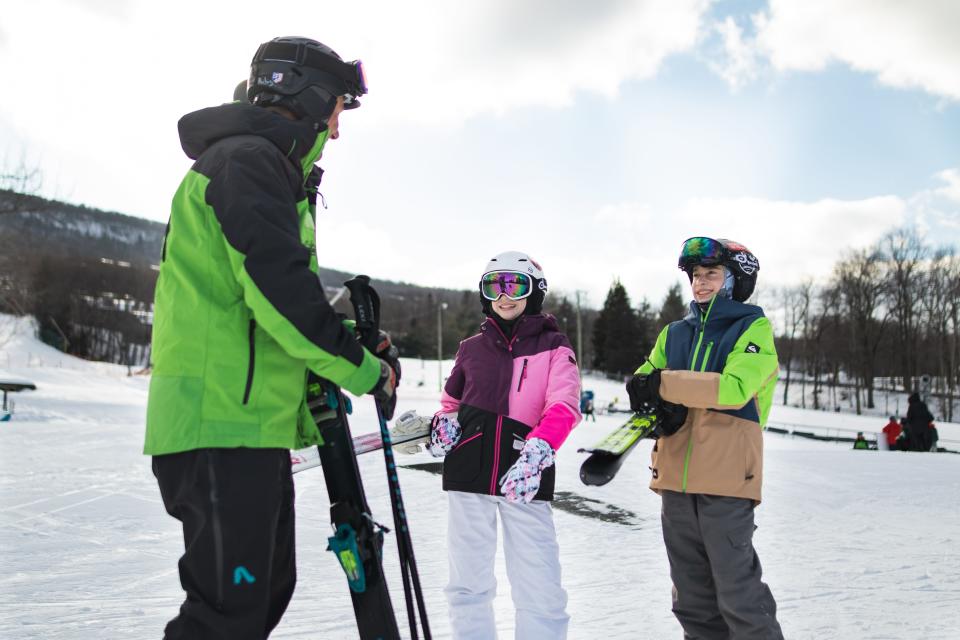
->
<box><xmin>178</xmin><ymin>103</ymin><xmax>327</xmax><ymax>175</ymax></box>
<box><xmin>684</xmin><ymin>295</ymin><xmax>763</xmax><ymax>327</ymax></box>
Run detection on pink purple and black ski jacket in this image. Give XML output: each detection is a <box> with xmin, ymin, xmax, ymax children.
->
<box><xmin>437</xmin><ymin>314</ymin><xmax>581</xmax><ymax>501</ymax></box>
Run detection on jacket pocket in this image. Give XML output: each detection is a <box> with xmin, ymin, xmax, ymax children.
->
<box><xmin>444</xmin><ymin>425</ymin><xmax>484</xmax><ymax>484</ymax></box>
<box><xmin>242</xmin><ymin>320</ymin><xmax>256</xmax><ymax>405</ymax></box>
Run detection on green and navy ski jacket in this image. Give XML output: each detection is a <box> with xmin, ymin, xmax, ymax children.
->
<box><xmin>636</xmin><ymin>295</ymin><xmax>779</xmax><ymax>502</ymax></box>
<box><xmin>144</xmin><ymin>103</ymin><xmax>381</xmax><ymax>456</ymax></box>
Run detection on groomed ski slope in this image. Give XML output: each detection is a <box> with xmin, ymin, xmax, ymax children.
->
<box><xmin>1</xmin><ymin>318</ymin><xmax>958</xmax><ymax>639</ymax></box>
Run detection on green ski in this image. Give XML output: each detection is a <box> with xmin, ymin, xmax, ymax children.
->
<box><xmin>578</xmin><ymin>412</ymin><xmax>659</xmax><ymax>486</ymax></box>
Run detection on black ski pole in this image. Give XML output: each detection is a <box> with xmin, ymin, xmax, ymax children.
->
<box><xmin>345</xmin><ymin>275</ymin><xmax>432</xmax><ymax>640</ymax></box>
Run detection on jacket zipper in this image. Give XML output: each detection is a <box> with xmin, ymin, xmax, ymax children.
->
<box><xmin>700</xmin><ymin>342</ymin><xmax>714</xmax><ymax>372</ymax></box>
<box><xmin>490</xmin><ymin>415</ymin><xmax>503</xmax><ymax>495</ymax></box>
<box><xmin>206</xmin><ymin>451</ymin><xmax>225</xmax><ymax>610</ymax></box>
<box><xmin>517</xmin><ymin>358</ymin><xmax>528</xmax><ymax>392</ymax></box>
<box><xmin>683</xmin><ymin>296</ymin><xmax>716</xmax><ymax>492</ymax></box>
<box><xmin>487</xmin><ymin>320</ymin><xmax>516</xmax><ymax>496</ymax></box>
<box><xmin>160</xmin><ymin>220</ymin><xmax>171</xmax><ymax>262</ymax></box>
<box><xmin>243</xmin><ymin>320</ymin><xmax>256</xmax><ymax>404</ymax></box>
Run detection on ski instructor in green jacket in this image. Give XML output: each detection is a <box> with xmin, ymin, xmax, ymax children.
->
<box><xmin>144</xmin><ymin>37</ymin><xmax>399</xmax><ymax>639</ymax></box>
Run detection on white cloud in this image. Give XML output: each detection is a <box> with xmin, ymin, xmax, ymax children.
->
<box><xmin>359</xmin><ymin>0</ymin><xmax>710</xmax><ymax>126</ymax></box>
<box><xmin>753</xmin><ymin>0</ymin><xmax>960</xmax><ymax>101</ymax></box>
<box><xmin>563</xmin><ymin>192</ymin><xmax>910</xmax><ymax>307</ymax></box>
<box><xmin>708</xmin><ymin>16</ymin><xmax>761</xmax><ymax>90</ymax></box>
<box><xmin>907</xmin><ymin>169</ymin><xmax>960</xmax><ymax>237</ymax></box>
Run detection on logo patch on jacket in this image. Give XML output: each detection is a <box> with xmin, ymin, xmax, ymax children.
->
<box><xmin>512</xmin><ymin>435</ymin><xmax>525</xmax><ymax>451</ymax></box>
<box><xmin>745</xmin><ymin>342</ymin><xmax>760</xmax><ymax>354</ymax></box>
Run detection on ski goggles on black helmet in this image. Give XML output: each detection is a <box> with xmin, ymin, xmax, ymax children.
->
<box><xmin>480</xmin><ymin>271</ymin><xmax>534</xmax><ymax>301</ymax></box>
<box><xmin>251</xmin><ymin>38</ymin><xmax>367</xmax><ymax>109</ymax></box>
<box><xmin>678</xmin><ymin>236</ymin><xmax>728</xmax><ymax>271</ymax></box>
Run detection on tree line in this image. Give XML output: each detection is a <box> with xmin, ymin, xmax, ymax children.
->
<box><xmin>772</xmin><ymin>227</ymin><xmax>959</xmax><ymax>421</ymax></box>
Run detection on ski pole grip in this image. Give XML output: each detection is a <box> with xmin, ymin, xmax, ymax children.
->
<box><xmin>344</xmin><ymin>275</ymin><xmax>381</xmax><ymax>352</ymax></box>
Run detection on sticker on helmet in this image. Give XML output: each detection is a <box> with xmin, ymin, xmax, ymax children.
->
<box><xmin>271</xmin><ymin>72</ymin><xmax>284</xmax><ymax>83</ymax></box>
<box><xmin>732</xmin><ymin>251</ymin><xmax>758</xmax><ymax>275</ymax></box>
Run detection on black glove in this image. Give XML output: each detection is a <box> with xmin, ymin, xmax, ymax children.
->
<box><xmin>655</xmin><ymin>400</ymin><xmax>688</xmax><ymax>437</ymax></box>
<box><xmin>374</xmin><ymin>330</ymin><xmax>401</xmax><ymax>385</ymax></box>
<box><xmin>371</xmin><ymin>359</ymin><xmax>398</xmax><ymax>420</ymax></box>
<box><xmin>626</xmin><ymin>370</ymin><xmax>662</xmax><ymax>413</ymax></box>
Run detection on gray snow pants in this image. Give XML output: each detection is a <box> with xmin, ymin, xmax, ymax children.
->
<box><xmin>660</xmin><ymin>491</ymin><xmax>783</xmax><ymax>640</ymax></box>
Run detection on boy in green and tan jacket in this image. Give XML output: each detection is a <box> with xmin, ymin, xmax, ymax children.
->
<box><xmin>627</xmin><ymin>237</ymin><xmax>784</xmax><ymax>639</ymax></box>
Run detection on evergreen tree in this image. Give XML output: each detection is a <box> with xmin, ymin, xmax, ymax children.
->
<box><xmin>635</xmin><ymin>297</ymin><xmax>656</xmax><ymax>361</ymax></box>
<box><xmin>592</xmin><ymin>280</ymin><xmax>644</xmax><ymax>375</ymax></box>
<box><xmin>657</xmin><ymin>282</ymin><xmax>687</xmax><ymax>327</ymax></box>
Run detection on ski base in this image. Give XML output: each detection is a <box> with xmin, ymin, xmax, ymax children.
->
<box><xmin>291</xmin><ymin>421</ymin><xmax>431</xmax><ymax>474</ymax></box>
<box><xmin>578</xmin><ymin>413</ymin><xmax>658</xmax><ymax>486</ymax></box>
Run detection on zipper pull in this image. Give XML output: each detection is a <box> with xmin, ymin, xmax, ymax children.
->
<box><xmin>517</xmin><ymin>358</ymin><xmax>528</xmax><ymax>392</ymax></box>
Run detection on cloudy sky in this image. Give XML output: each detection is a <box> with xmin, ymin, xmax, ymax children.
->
<box><xmin>1</xmin><ymin>0</ymin><xmax>958</xmax><ymax>310</ymax></box>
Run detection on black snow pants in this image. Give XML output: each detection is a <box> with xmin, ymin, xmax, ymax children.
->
<box><xmin>153</xmin><ymin>448</ymin><xmax>296</xmax><ymax>640</ymax></box>
<box><xmin>661</xmin><ymin>491</ymin><xmax>783</xmax><ymax>640</ymax></box>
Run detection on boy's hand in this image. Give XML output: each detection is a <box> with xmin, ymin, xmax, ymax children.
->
<box><xmin>627</xmin><ymin>370</ymin><xmax>662</xmax><ymax>412</ymax></box>
<box><xmin>655</xmin><ymin>400</ymin><xmax>688</xmax><ymax>437</ymax></box>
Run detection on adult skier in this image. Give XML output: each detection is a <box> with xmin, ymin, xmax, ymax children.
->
<box><xmin>144</xmin><ymin>37</ymin><xmax>399</xmax><ymax>639</ymax></box>
<box><xmin>626</xmin><ymin>237</ymin><xmax>784</xmax><ymax>639</ymax></box>
<box><xmin>904</xmin><ymin>392</ymin><xmax>935</xmax><ymax>451</ymax></box>
<box><xmin>421</xmin><ymin>251</ymin><xmax>581</xmax><ymax>639</ymax></box>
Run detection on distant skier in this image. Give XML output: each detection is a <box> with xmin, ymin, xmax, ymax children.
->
<box><xmin>426</xmin><ymin>251</ymin><xmax>581</xmax><ymax>639</ymax></box>
<box><xmin>625</xmin><ymin>237</ymin><xmax>784</xmax><ymax>639</ymax></box>
<box><xmin>852</xmin><ymin>432</ymin><xmax>870</xmax><ymax>450</ymax></box>
<box><xmin>904</xmin><ymin>393</ymin><xmax>935</xmax><ymax>452</ymax></box>
<box><xmin>580</xmin><ymin>389</ymin><xmax>596</xmax><ymax>422</ymax></box>
<box><xmin>144</xmin><ymin>37</ymin><xmax>399</xmax><ymax>638</ymax></box>
<box><xmin>882</xmin><ymin>416</ymin><xmax>902</xmax><ymax>450</ymax></box>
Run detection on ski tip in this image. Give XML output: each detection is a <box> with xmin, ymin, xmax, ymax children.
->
<box><xmin>579</xmin><ymin>470</ymin><xmax>613</xmax><ymax>487</ymax></box>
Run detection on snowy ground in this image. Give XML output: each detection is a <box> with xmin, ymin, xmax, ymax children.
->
<box><xmin>2</xmin><ymin>319</ymin><xmax>959</xmax><ymax>639</ymax></box>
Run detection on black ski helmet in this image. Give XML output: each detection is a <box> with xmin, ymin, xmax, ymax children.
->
<box><xmin>479</xmin><ymin>251</ymin><xmax>548</xmax><ymax>316</ymax></box>
<box><xmin>677</xmin><ymin>237</ymin><xmax>759</xmax><ymax>302</ymax></box>
<box><xmin>248</xmin><ymin>37</ymin><xmax>367</xmax><ymax>128</ymax></box>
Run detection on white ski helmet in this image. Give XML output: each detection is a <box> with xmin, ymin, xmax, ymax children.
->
<box><xmin>479</xmin><ymin>251</ymin><xmax>548</xmax><ymax>315</ymax></box>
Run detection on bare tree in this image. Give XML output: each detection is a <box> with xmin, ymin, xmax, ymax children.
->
<box><xmin>0</xmin><ymin>156</ymin><xmax>44</xmax><ymax>216</ymax></box>
<box><xmin>835</xmin><ymin>249</ymin><xmax>889</xmax><ymax>413</ymax></box>
<box><xmin>882</xmin><ymin>228</ymin><xmax>928</xmax><ymax>392</ymax></box>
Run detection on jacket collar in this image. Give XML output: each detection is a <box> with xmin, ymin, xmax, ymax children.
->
<box><xmin>481</xmin><ymin>313</ymin><xmax>559</xmax><ymax>347</ymax></box>
<box><xmin>178</xmin><ymin>103</ymin><xmax>328</xmax><ymax>180</ymax></box>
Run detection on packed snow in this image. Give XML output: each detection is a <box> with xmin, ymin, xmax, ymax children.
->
<box><xmin>1</xmin><ymin>316</ymin><xmax>959</xmax><ymax>639</ymax></box>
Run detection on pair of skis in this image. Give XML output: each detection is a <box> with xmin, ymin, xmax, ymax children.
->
<box><xmin>306</xmin><ymin>275</ymin><xmax>430</xmax><ymax>640</ymax></box>
<box><xmin>578</xmin><ymin>412</ymin><xmax>659</xmax><ymax>486</ymax></box>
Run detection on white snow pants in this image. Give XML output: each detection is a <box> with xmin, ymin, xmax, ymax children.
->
<box><xmin>445</xmin><ymin>491</ymin><xmax>569</xmax><ymax>640</ymax></box>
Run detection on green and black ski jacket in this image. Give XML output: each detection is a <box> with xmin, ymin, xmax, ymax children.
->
<box><xmin>144</xmin><ymin>103</ymin><xmax>380</xmax><ymax>455</ymax></box>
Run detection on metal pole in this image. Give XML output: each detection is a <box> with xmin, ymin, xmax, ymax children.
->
<box><xmin>575</xmin><ymin>291</ymin><xmax>583</xmax><ymax>371</ymax></box>
<box><xmin>437</xmin><ymin>302</ymin><xmax>443</xmax><ymax>392</ymax></box>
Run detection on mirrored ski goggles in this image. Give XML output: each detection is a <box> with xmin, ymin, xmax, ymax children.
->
<box><xmin>480</xmin><ymin>271</ymin><xmax>533</xmax><ymax>301</ymax></box>
<box><xmin>342</xmin><ymin>60</ymin><xmax>367</xmax><ymax>108</ymax></box>
<box><xmin>678</xmin><ymin>236</ymin><xmax>726</xmax><ymax>269</ymax></box>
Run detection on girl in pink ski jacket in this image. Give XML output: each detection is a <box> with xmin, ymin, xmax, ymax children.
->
<box><xmin>428</xmin><ymin>251</ymin><xmax>581</xmax><ymax>639</ymax></box>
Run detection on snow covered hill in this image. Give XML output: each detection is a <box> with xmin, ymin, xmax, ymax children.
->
<box><xmin>1</xmin><ymin>319</ymin><xmax>959</xmax><ymax>639</ymax></box>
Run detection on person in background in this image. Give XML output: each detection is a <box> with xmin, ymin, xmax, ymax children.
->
<box><xmin>882</xmin><ymin>416</ymin><xmax>902</xmax><ymax>450</ymax></box>
<box><xmin>852</xmin><ymin>432</ymin><xmax>870</xmax><ymax>450</ymax></box>
<box><xmin>580</xmin><ymin>389</ymin><xmax>596</xmax><ymax>422</ymax></box>
<box><xmin>904</xmin><ymin>393</ymin><xmax>935</xmax><ymax>452</ymax></box>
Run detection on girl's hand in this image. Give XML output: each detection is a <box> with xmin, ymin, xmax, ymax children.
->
<box><xmin>428</xmin><ymin>413</ymin><xmax>462</xmax><ymax>457</ymax></box>
<box><xmin>500</xmin><ymin>437</ymin><xmax>555</xmax><ymax>503</ymax></box>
